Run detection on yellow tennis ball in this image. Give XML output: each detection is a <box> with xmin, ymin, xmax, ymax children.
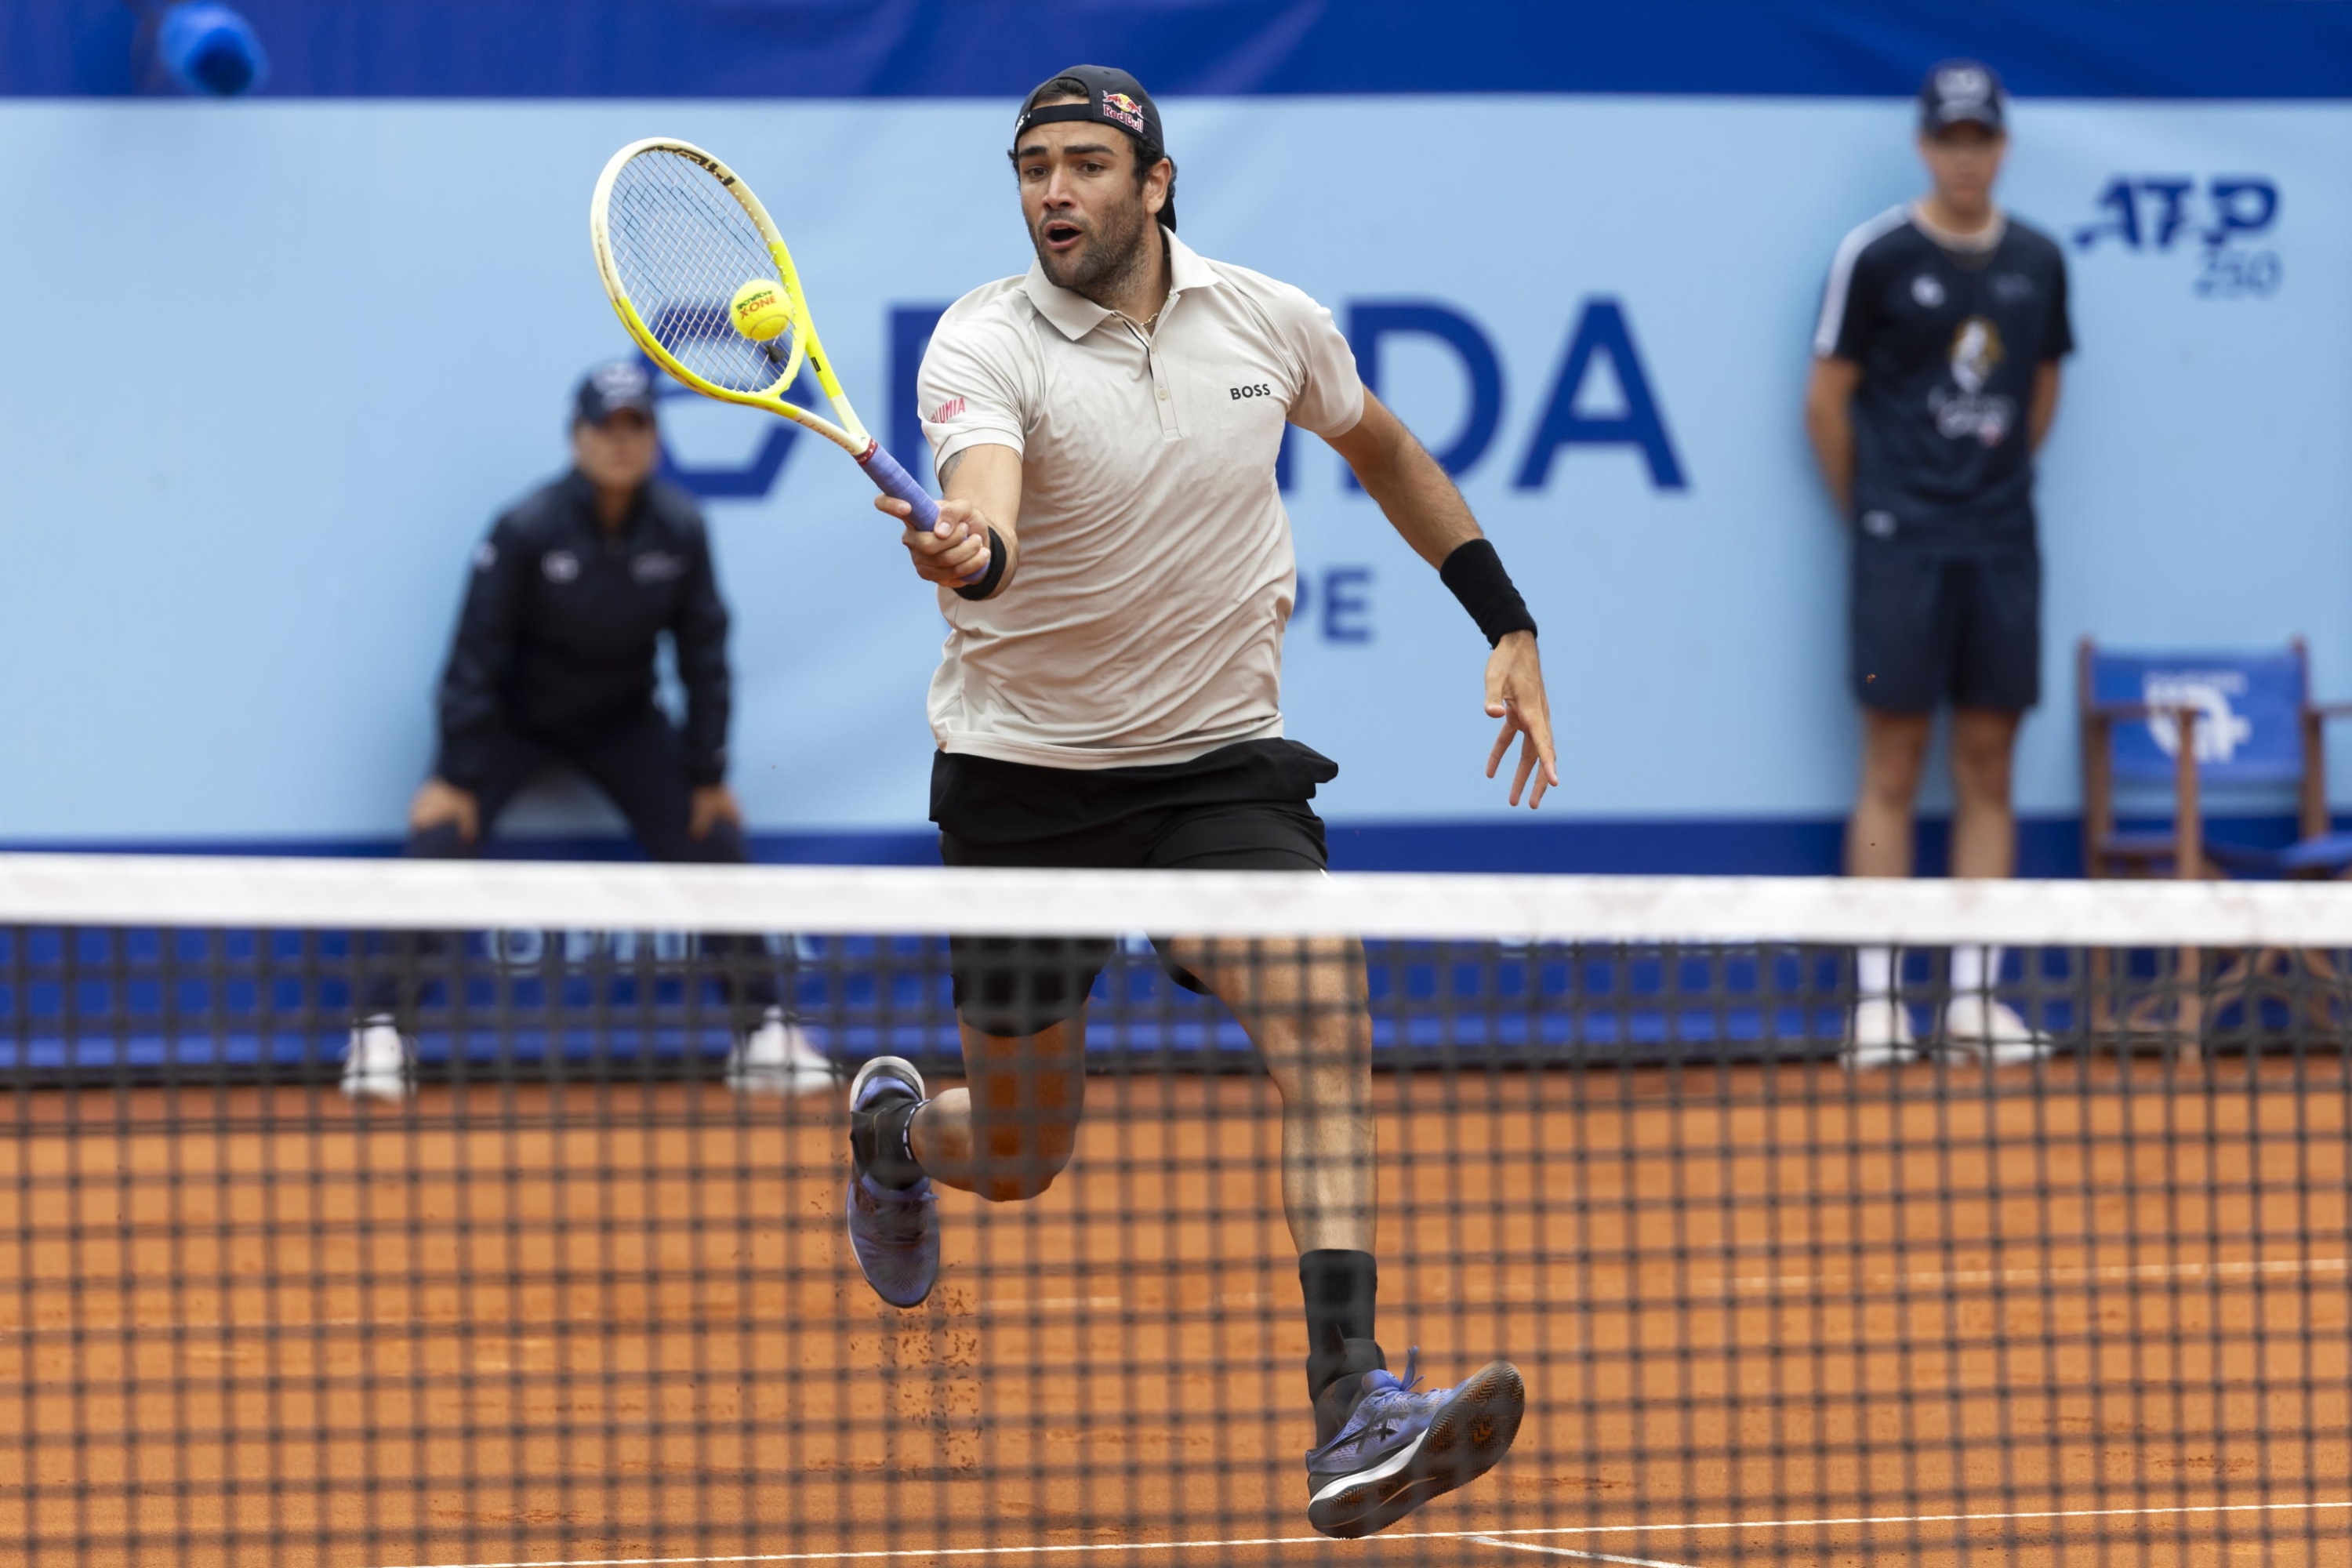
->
<box><xmin>730</xmin><ymin>278</ymin><xmax>792</xmax><ymax>343</ymax></box>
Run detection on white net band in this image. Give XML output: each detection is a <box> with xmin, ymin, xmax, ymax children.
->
<box><xmin>4</xmin><ymin>851</ymin><xmax>2352</xmax><ymax>945</ymax></box>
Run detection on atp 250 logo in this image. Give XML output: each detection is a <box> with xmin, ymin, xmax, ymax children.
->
<box><xmin>2073</xmin><ymin>176</ymin><xmax>2281</xmax><ymax>299</ymax></box>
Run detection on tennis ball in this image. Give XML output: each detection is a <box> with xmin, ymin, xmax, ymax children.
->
<box><xmin>730</xmin><ymin>279</ymin><xmax>792</xmax><ymax>343</ymax></box>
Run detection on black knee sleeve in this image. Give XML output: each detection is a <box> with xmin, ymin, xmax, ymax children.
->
<box><xmin>949</xmin><ymin>935</ymin><xmax>1114</xmax><ymax>1037</ymax></box>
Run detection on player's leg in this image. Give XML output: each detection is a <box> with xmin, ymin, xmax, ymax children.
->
<box><xmin>1949</xmin><ymin>705</ymin><xmax>2021</xmax><ymax>879</ymax></box>
<box><xmin>1940</xmin><ymin>541</ymin><xmax>2048</xmax><ymax>1060</ymax></box>
<box><xmin>844</xmin><ymin>811</ymin><xmax>1120</xmax><ymax>1308</ymax></box>
<box><xmin>1845</xmin><ymin>538</ymin><xmax>1950</xmax><ymax>1065</ymax></box>
<box><xmin>902</xmin><ymin>939</ymin><xmax>1102</xmax><ymax>1200</ymax></box>
<box><xmin>1152</xmin><ymin>805</ymin><xmax>1523</xmax><ymax>1538</ymax></box>
<box><xmin>844</xmin><ymin>939</ymin><xmax>1109</xmax><ymax>1308</ymax></box>
<box><xmin>566</xmin><ymin>709</ymin><xmax>825</xmax><ymax>1091</ymax></box>
<box><xmin>346</xmin><ymin>734</ymin><xmax>544</xmax><ymax>1098</ymax></box>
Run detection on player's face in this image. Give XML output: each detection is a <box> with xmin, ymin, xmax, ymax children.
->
<box><xmin>1918</xmin><ymin>123</ymin><xmax>2007</xmax><ymax>211</ymax></box>
<box><xmin>572</xmin><ymin>408</ymin><xmax>659</xmax><ymax>493</ymax></box>
<box><xmin>1013</xmin><ymin>117</ymin><xmax>1170</xmax><ymax>297</ymax></box>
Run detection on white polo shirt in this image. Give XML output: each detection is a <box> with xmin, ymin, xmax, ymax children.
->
<box><xmin>916</xmin><ymin>230</ymin><xmax>1366</xmax><ymax>771</ymax></box>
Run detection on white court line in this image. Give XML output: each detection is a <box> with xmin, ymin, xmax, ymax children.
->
<box><xmin>367</xmin><ymin>1497</ymin><xmax>2352</xmax><ymax>1568</ymax></box>
<box><xmin>1715</xmin><ymin>1254</ymin><xmax>2350</xmax><ymax>1295</ymax></box>
<box><xmin>1472</xmin><ymin>1537</ymin><xmax>1699</xmax><ymax>1567</ymax></box>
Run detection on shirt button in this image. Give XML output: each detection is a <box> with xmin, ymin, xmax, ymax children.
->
<box><xmin>1156</xmin><ymin>387</ymin><xmax>1168</xmax><ymax>400</ymax></box>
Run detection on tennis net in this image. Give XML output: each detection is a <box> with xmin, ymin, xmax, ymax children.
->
<box><xmin>0</xmin><ymin>852</ymin><xmax>2347</xmax><ymax>1566</ymax></box>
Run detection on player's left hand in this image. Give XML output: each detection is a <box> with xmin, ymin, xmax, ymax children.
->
<box><xmin>689</xmin><ymin>783</ymin><xmax>745</xmax><ymax>840</ymax></box>
<box><xmin>1483</xmin><ymin>631</ymin><xmax>1559</xmax><ymax>809</ymax></box>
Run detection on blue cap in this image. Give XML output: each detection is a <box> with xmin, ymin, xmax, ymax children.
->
<box><xmin>573</xmin><ymin>360</ymin><xmax>658</xmax><ymax>426</ymax></box>
<box><xmin>1918</xmin><ymin>59</ymin><xmax>2005</xmax><ymax>135</ymax></box>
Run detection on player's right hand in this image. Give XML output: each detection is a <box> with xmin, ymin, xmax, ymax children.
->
<box><xmin>877</xmin><ymin>494</ymin><xmax>993</xmax><ymax>587</ymax></box>
<box><xmin>409</xmin><ymin>777</ymin><xmax>481</xmax><ymax>844</ymax></box>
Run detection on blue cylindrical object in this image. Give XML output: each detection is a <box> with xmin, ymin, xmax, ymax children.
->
<box><xmin>158</xmin><ymin>2</ymin><xmax>268</xmax><ymax>97</ymax></box>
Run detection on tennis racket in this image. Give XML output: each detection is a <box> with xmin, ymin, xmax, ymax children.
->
<box><xmin>589</xmin><ymin>137</ymin><xmax>954</xmax><ymax>550</ymax></box>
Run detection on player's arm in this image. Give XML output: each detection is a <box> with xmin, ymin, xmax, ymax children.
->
<box><xmin>1323</xmin><ymin>390</ymin><xmax>1559</xmax><ymax>809</ymax></box>
<box><xmin>423</xmin><ymin>520</ymin><xmax>529</xmax><ymax>841</ymax></box>
<box><xmin>2027</xmin><ymin>361</ymin><xmax>2062</xmax><ymax>451</ymax></box>
<box><xmin>1804</xmin><ymin>355</ymin><xmax>1864</xmax><ymax>516</ymax></box>
<box><xmin>670</xmin><ymin>523</ymin><xmax>742</xmax><ymax>838</ymax></box>
<box><xmin>875</xmin><ymin>443</ymin><xmax>1023</xmax><ymax>601</ymax></box>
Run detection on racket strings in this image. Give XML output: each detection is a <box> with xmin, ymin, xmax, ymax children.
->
<box><xmin>606</xmin><ymin>150</ymin><xmax>800</xmax><ymax>395</ymax></box>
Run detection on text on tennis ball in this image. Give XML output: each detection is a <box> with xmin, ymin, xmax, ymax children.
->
<box><xmin>730</xmin><ymin>279</ymin><xmax>791</xmax><ymax>342</ymax></box>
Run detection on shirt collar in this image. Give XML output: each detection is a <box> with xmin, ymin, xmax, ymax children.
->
<box><xmin>1021</xmin><ymin>226</ymin><xmax>1218</xmax><ymax>342</ymax></box>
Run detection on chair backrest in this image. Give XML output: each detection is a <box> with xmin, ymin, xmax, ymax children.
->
<box><xmin>2083</xmin><ymin>645</ymin><xmax>2307</xmax><ymax>787</ymax></box>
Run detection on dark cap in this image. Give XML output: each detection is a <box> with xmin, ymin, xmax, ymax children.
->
<box><xmin>573</xmin><ymin>358</ymin><xmax>658</xmax><ymax>426</ymax></box>
<box><xmin>1918</xmin><ymin>58</ymin><xmax>2005</xmax><ymax>135</ymax></box>
<box><xmin>1011</xmin><ymin>64</ymin><xmax>1177</xmax><ymax>231</ymax></box>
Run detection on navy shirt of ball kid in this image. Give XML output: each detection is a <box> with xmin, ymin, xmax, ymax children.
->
<box><xmin>1813</xmin><ymin>207</ymin><xmax>2073</xmax><ymax>543</ymax></box>
<box><xmin>434</xmin><ymin>469</ymin><xmax>732</xmax><ymax>791</ymax></box>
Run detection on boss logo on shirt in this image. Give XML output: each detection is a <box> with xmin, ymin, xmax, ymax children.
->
<box><xmin>1229</xmin><ymin>383</ymin><xmax>1272</xmax><ymax>401</ymax></box>
<box><xmin>631</xmin><ymin>552</ymin><xmax>685</xmax><ymax>583</ymax></box>
<box><xmin>542</xmin><ymin>550</ymin><xmax>580</xmax><ymax>584</ymax></box>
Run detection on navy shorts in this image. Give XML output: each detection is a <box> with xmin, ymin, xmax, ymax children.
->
<box><xmin>1849</xmin><ymin>536</ymin><xmax>2041</xmax><ymax>713</ymax></box>
<box><xmin>931</xmin><ymin>740</ymin><xmax>1333</xmax><ymax>1036</ymax></box>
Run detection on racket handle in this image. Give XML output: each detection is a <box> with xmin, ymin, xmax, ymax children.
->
<box><xmin>859</xmin><ymin>441</ymin><xmax>938</xmax><ymax>529</ymax></box>
<box><xmin>860</xmin><ymin>441</ymin><xmax>986</xmax><ymax>586</ymax></box>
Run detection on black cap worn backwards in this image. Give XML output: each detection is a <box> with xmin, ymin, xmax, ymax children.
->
<box><xmin>1011</xmin><ymin>64</ymin><xmax>1177</xmax><ymax>231</ymax></box>
<box><xmin>573</xmin><ymin>358</ymin><xmax>657</xmax><ymax>426</ymax></box>
<box><xmin>1918</xmin><ymin>58</ymin><xmax>2006</xmax><ymax>136</ymax></box>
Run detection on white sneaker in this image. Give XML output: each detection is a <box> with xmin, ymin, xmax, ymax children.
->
<box><xmin>1843</xmin><ymin>997</ymin><xmax>1919</xmax><ymax>1069</ymax></box>
<box><xmin>340</xmin><ymin>1014</ymin><xmax>414</xmax><ymax>1101</ymax></box>
<box><xmin>724</xmin><ymin>1007</ymin><xmax>834</xmax><ymax>1095</ymax></box>
<box><xmin>1939</xmin><ymin>996</ymin><xmax>2052</xmax><ymax>1065</ymax></box>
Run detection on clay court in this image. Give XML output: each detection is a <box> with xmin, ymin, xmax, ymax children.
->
<box><xmin>0</xmin><ymin>1060</ymin><xmax>2345</xmax><ymax>1568</ymax></box>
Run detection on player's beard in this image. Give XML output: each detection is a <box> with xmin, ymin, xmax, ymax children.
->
<box><xmin>1033</xmin><ymin>191</ymin><xmax>1156</xmax><ymax>304</ymax></box>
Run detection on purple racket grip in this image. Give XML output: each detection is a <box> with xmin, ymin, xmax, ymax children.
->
<box><xmin>859</xmin><ymin>441</ymin><xmax>986</xmax><ymax>586</ymax></box>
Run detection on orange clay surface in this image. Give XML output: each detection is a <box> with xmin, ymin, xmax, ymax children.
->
<box><xmin>0</xmin><ymin>1060</ymin><xmax>2345</xmax><ymax>1568</ymax></box>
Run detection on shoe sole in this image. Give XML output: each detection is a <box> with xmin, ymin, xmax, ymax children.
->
<box><xmin>849</xmin><ymin>1054</ymin><xmax>925</xmax><ymax>1105</ymax></box>
<box><xmin>1307</xmin><ymin>1359</ymin><xmax>1525</xmax><ymax>1540</ymax></box>
<box><xmin>846</xmin><ymin>1055</ymin><xmax>935</xmax><ymax>1308</ymax></box>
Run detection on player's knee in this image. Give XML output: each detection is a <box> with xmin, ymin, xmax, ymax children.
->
<box><xmin>970</xmin><ymin>1109</ymin><xmax>1080</xmax><ymax>1202</ymax></box>
<box><xmin>1951</xmin><ymin>746</ymin><xmax>2014</xmax><ymax>807</ymax></box>
<box><xmin>1859</xmin><ymin>739</ymin><xmax>1929</xmax><ymax>808</ymax></box>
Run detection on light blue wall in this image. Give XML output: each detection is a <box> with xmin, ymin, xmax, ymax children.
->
<box><xmin>0</xmin><ymin>96</ymin><xmax>2343</xmax><ymax>844</ymax></box>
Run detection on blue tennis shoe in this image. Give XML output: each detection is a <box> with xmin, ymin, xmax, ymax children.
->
<box><xmin>1305</xmin><ymin>1350</ymin><xmax>1525</xmax><ymax>1539</ymax></box>
<box><xmin>845</xmin><ymin>1055</ymin><xmax>938</xmax><ymax>1308</ymax></box>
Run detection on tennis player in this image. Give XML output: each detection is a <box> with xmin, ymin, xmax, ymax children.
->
<box><xmin>844</xmin><ymin>67</ymin><xmax>1553</xmax><ymax>1539</ymax></box>
<box><xmin>1807</xmin><ymin>60</ymin><xmax>2071</xmax><ymax>1066</ymax></box>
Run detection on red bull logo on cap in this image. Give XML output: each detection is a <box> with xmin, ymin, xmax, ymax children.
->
<box><xmin>1100</xmin><ymin>91</ymin><xmax>1145</xmax><ymax>133</ymax></box>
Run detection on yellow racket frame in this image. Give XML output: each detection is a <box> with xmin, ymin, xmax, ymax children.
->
<box><xmin>588</xmin><ymin>136</ymin><xmax>876</xmax><ymax>459</ymax></box>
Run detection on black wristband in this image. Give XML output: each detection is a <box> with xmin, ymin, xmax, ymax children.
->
<box><xmin>1439</xmin><ymin>538</ymin><xmax>1537</xmax><ymax>647</ymax></box>
<box><xmin>952</xmin><ymin>527</ymin><xmax>1009</xmax><ymax>601</ymax></box>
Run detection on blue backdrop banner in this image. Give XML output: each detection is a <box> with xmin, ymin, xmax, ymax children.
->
<box><xmin>4</xmin><ymin>1</ymin><xmax>2350</xmax><ymax>100</ymax></box>
<box><xmin>0</xmin><ymin>79</ymin><xmax>2347</xmax><ymax>871</ymax></box>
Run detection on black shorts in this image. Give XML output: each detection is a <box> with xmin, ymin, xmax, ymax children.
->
<box><xmin>1849</xmin><ymin>535</ymin><xmax>2041</xmax><ymax>713</ymax></box>
<box><xmin>932</xmin><ymin>739</ymin><xmax>1334</xmax><ymax>1036</ymax></box>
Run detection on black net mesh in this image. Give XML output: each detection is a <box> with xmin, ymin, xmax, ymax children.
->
<box><xmin>2</xmin><ymin>876</ymin><xmax>2347</xmax><ymax>1566</ymax></box>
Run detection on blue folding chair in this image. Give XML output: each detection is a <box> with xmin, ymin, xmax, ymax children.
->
<box><xmin>2078</xmin><ymin>638</ymin><xmax>2352</xmax><ymax>1047</ymax></box>
<box><xmin>2079</xmin><ymin>638</ymin><xmax>2352</xmax><ymax>880</ymax></box>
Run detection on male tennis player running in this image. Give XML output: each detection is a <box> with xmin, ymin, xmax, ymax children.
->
<box><xmin>848</xmin><ymin>67</ymin><xmax>1556</xmax><ymax>1540</ymax></box>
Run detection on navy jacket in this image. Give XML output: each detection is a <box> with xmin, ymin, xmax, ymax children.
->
<box><xmin>434</xmin><ymin>470</ymin><xmax>732</xmax><ymax>789</ymax></box>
